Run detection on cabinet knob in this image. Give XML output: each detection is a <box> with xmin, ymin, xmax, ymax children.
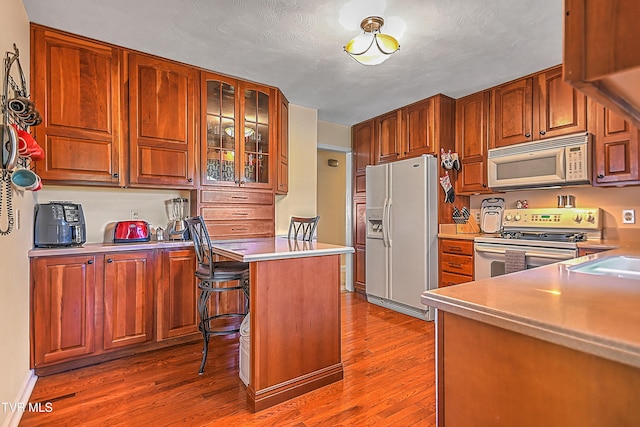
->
<box><xmin>112</xmin><ymin>173</ymin><xmax>119</xmax><ymax>178</ymax></box>
<box><xmin>107</xmin><ymin>258</ymin><xmax>113</xmax><ymax>263</ymax></box>
<box><xmin>187</xmin><ymin>178</ymin><xmax>193</xmax><ymax>183</ymax></box>
<box><xmin>234</xmin><ymin>179</ymin><xmax>240</xmax><ymax>184</ymax></box>
<box><xmin>540</xmin><ymin>130</ymin><xmax>546</xmax><ymax>135</ymax></box>
<box><xmin>87</xmin><ymin>259</ymin><xmax>93</xmax><ymax>264</ymax></box>
<box><xmin>597</xmin><ymin>174</ymin><xmax>604</xmax><ymax>179</ymax></box>
<box><xmin>482</xmin><ymin>184</ymin><xmax>487</xmax><ymax>188</ymax></box>
<box><xmin>524</xmin><ymin>133</ymin><xmax>531</xmax><ymax>138</ymax></box>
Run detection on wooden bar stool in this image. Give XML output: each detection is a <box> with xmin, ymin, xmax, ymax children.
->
<box><xmin>186</xmin><ymin>216</ymin><xmax>249</xmax><ymax>375</ymax></box>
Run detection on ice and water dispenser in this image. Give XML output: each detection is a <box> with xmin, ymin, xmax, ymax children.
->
<box><xmin>366</xmin><ymin>208</ymin><xmax>384</xmax><ymax>239</ymax></box>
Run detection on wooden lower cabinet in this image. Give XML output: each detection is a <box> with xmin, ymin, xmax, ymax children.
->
<box><xmin>439</xmin><ymin>238</ymin><xmax>474</xmax><ymax>287</ymax></box>
<box><xmin>32</xmin><ymin>255</ymin><xmax>98</xmax><ymax>366</ymax></box>
<box><xmin>31</xmin><ymin>247</ymin><xmax>200</xmax><ymax>375</ymax></box>
<box><xmin>157</xmin><ymin>248</ymin><xmax>199</xmax><ymax>340</ymax></box>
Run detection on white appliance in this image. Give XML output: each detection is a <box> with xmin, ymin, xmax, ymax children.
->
<box><xmin>474</xmin><ymin>207</ymin><xmax>602</xmax><ymax>280</ymax></box>
<box><xmin>365</xmin><ymin>155</ymin><xmax>438</xmax><ymax>321</ymax></box>
<box><xmin>487</xmin><ymin>132</ymin><xmax>591</xmax><ymax>190</ymax></box>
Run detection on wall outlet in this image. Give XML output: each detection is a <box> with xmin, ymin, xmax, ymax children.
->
<box><xmin>130</xmin><ymin>209</ymin><xmax>140</xmax><ymax>220</ymax></box>
<box><xmin>623</xmin><ymin>209</ymin><xmax>635</xmax><ymax>224</ymax></box>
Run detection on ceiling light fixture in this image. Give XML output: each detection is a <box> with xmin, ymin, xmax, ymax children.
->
<box><xmin>344</xmin><ymin>16</ymin><xmax>399</xmax><ymax>65</ymax></box>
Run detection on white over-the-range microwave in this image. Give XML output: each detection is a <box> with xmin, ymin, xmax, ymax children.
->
<box><xmin>487</xmin><ymin>132</ymin><xmax>591</xmax><ymax>190</ymax></box>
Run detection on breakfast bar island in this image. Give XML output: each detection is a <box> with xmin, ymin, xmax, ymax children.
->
<box><xmin>211</xmin><ymin>237</ymin><xmax>354</xmax><ymax>412</ymax></box>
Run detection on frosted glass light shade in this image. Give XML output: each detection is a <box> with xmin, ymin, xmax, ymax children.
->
<box><xmin>344</xmin><ymin>16</ymin><xmax>400</xmax><ymax>65</ymax></box>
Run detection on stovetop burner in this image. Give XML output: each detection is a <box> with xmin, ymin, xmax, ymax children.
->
<box><xmin>500</xmin><ymin>231</ymin><xmax>588</xmax><ymax>242</ymax></box>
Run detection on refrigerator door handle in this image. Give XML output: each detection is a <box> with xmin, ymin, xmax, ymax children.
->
<box><xmin>386</xmin><ymin>199</ymin><xmax>392</xmax><ymax>247</ymax></box>
<box><xmin>382</xmin><ymin>198</ymin><xmax>390</xmax><ymax>247</ymax></box>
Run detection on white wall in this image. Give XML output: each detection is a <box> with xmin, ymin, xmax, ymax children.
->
<box><xmin>0</xmin><ymin>1</ymin><xmax>34</xmax><ymax>425</ymax></box>
<box><xmin>275</xmin><ymin>105</ymin><xmax>318</xmax><ymax>235</ymax></box>
<box><xmin>38</xmin><ymin>186</ymin><xmax>189</xmax><ymax>242</ymax></box>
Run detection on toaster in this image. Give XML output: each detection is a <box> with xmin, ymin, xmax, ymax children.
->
<box><xmin>113</xmin><ymin>221</ymin><xmax>151</xmax><ymax>243</ymax></box>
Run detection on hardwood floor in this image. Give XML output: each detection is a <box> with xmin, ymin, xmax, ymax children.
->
<box><xmin>20</xmin><ymin>292</ymin><xmax>436</xmax><ymax>426</ymax></box>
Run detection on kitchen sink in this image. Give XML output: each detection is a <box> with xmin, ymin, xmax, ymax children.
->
<box><xmin>568</xmin><ymin>256</ymin><xmax>640</xmax><ymax>280</ymax></box>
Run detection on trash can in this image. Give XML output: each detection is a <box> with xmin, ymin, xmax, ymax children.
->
<box><xmin>239</xmin><ymin>312</ymin><xmax>250</xmax><ymax>386</ymax></box>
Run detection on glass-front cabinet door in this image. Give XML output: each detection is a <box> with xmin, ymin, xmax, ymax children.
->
<box><xmin>201</xmin><ymin>72</ymin><xmax>273</xmax><ymax>189</ymax></box>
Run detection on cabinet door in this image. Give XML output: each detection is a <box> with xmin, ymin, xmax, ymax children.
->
<box><xmin>103</xmin><ymin>251</ymin><xmax>154</xmax><ymax>349</ymax></box>
<box><xmin>241</xmin><ymin>82</ymin><xmax>274</xmax><ymax>189</ymax></box>
<box><xmin>593</xmin><ymin>105</ymin><xmax>640</xmax><ymax>185</ymax></box>
<box><xmin>201</xmin><ymin>72</ymin><xmax>239</xmax><ymax>187</ymax></box>
<box><xmin>32</xmin><ymin>255</ymin><xmax>97</xmax><ymax>366</ymax></box>
<box><xmin>353</xmin><ymin>120</ymin><xmax>374</xmax><ymax>196</ymax></box>
<box><xmin>404</xmin><ymin>98</ymin><xmax>436</xmax><ymax>157</ymax></box>
<box><xmin>276</xmin><ymin>90</ymin><xmax>289</xmax><ymax>194</ymax></box>
<box><xmin>353</xmin><ymin>197</ymin><xmax>367</xmax><ymax>294</ymax></box>
<box><xmin>536</xmin><ymin>67</ymin><xmax>586</xmax><ymax>139</ymax></box>
<box><xmin>492</xmin><ymin>78</ymin><xmax>533</xmax><ymax>147</ymax></box>
<box><xmin>128</xmin><ymin>53</ymin><xmax>197</xmax><ymax>188</ymax></box>
<box><xmin>456</xmin><ymin>91</ymin><xmax>490</xmax><ymax>194</ymax></box>
<box><xmin>374</xmin><ymin>110</ymin><xmax>401</xmax><ymax>164</ymax></box>
<box><xmin>158</xmin><ymin>248</ymin><xmax>199</xmax><ymax>340</ymax></box>
<box><xmin>31</xmin><ymin>26</ymin><xmax>122</xmax><ymax>185</ymax></box>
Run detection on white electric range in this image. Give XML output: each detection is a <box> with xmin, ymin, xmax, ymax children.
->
<box><xmin>474</xmin><ymin>208</ymin><xmax>603</xmax><ymax>280</ymax></box>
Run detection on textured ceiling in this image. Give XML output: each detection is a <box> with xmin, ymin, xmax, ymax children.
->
<box><xmin>22</xmin><ymin>0</ymin><xmax>563</xmax><ymax>126</ymax></box>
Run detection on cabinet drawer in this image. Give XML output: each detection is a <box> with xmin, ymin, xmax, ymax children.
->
<box><xmin>199</xmin><ymin>189</ymin><xmax>273</xmax><ymax>205</ymax></box>
<box><xmin>441</xmin><ymin>253</ymin><xmax>474</xmax><ymax>276</ymax></box>
<box><xmin>200</xmin><ymin>205</ymin><xmax>274</xmax><ymax>221</ymax></box>
<box><xmin>206</xmin><ymin>220</ymin><xmax>274</xmax><ymax>238</ymax></box>
<box><xmin>440</xmin><ymin>239</ymin><xmax>474</xmax><ymax>256</ymax></box>
<box><xmin>440</xmin><ymin>271</ymin><xmax>473</xmax><ymax>287</ymax></box>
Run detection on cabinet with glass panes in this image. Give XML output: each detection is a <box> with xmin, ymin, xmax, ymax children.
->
<box><xmin>201</xmin><ymin>72</ymin><xmax>274</xmax><ymax>189</ymax></box>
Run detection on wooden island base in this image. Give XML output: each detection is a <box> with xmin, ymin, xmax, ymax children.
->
<box><xmin>247</xmin><ymin>254</ymin><xmax>343</xmax><ymax>411</ymax></box>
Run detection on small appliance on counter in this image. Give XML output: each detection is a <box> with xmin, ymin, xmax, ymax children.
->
<box><xmin>167</xmin><ymin>197</ymin><xmax>189</xmax><ymax>240</ymax></box>
<box><xmin>34</xmin><ymin>202</ymin><xmax>86</xmax><ymax>247</ymax></box>
<box><xmin>113</xmin><ymin>220</ymin><xmax>151</xmax><ymax>243</ymax></box>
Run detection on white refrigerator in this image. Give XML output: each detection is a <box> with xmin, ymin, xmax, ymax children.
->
<box><xmin>365</xmin><ymin>154</ymin><xmax>438</xmax><ymax>321</ymax></box>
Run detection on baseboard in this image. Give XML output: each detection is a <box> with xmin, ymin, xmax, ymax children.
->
<box><xmin>2</xmin><ymin>370</ymin><xmax>37</xmax><ymax>427</ymax></box>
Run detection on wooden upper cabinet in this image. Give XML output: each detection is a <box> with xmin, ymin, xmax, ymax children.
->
<box><xmin>592</xmin><ymin>103</ymin><xmax>640</xmax><ymax>185</ymax></box>
<box><xmin>455</xmin><ymin>91</ymin><xmax>490</xmax><ymax>194</ymax></box>
<box><xmin>102</xmin><ymin>251</ymin><xmax>154</xmax><ymax>350</ymax></box>
<box><xmin>353</xmin><ymin>119</ymin><xmax>374</xmax><ymax>196</ymax></box>
<box><xmin>31</xmin><ymin>25</ymin><xmax>122</xmax><ymax>185</ymax></box>
<box><xmin>492</xmin><ymin>78</ymin><xmax>533</xmax><ymax>147</ymax></box>
<box><xmin>403</xmin><ymin>97</ymin><xmax>437</xmax><ymax>157</ymax></box>
<box><xmin>492</xmin><ymin>66</ymin><xmax>587</xmax><ymax>148</ymax></box>
<box><xmin>275</xmin><ymin>90</ymin><xmax>289</xmax><ymax>194</ymax></box>
<box><xmin>536</xmin><ymin>67</ymin><xmax>586</xmax><ymax>139</ymax></box>
<box><xmin>564</xmin><ymin>0</ymin><xmax>640</xmax><ymax>129</ymax></box>
<box><xmin>200</xmin><ymin>72</ymin><xmax>274</xmax><ymax>190</ymax></box>
<box><xmin>128</xmin><ymin>53</ymin><xmax>198</xmax><ymax>188</ymax></box>
<box><xmin>374</xmin><ymin>110</ymin><xmax>402</xmax><ymax>164</ymax></box>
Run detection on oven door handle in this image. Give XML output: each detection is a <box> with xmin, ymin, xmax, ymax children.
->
<box><xmin>475</xmin><ymin>246</ymin><xmax>575</xmax><ymax>260</ymax></box>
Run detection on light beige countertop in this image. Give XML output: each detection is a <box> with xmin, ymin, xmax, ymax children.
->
<box><xmin>422</xmin><ymin>245</ymin><xmax>640</xmax><ymax>369</ymax></box>
<box><xmin>28</xmin><ymin>240</ymin><xmax>193</xmax><ymax>257</ymax></box>
<box><xmin>211</xmin><ymin>237</ymin><xmax>354</xmax><ymax>262</ymax></box>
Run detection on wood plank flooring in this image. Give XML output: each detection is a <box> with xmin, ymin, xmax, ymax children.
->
<box><xmin>20</xmin><ymin>292</ymin><xmax>436</xmax><ymax>426</ymax></box>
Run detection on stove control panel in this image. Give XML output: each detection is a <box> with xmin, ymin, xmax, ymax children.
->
<box><xmin>502</xmin><ymin>208</ymin><xmax>601</xmax><ymax>229</ymax></box>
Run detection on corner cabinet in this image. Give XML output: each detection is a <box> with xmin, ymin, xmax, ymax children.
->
<box><xmin>200</xmin><ymin>71</ymin><xmax>274</xmax><ymax>190</ymax></box>
<box><xmin>31</xmin><ymin>25</ymin><xmax>123</xmax><ymax>185</ymax></box>
<box><xmin>592</xmin><ymin>102</ymin><xmax>640</xmax><ymax>186</ymax></box>
<box><xmin>275</xmin><ymin>90</ymin><xmax>289</xmax><ymax>194</ymax></box>
<box><xmin>128</xmin><ymin>53</ymin><xmax>198</xmax><ymax>188</ymax></box>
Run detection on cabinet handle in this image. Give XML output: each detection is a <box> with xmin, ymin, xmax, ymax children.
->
<box><xmin>232</xmin><ymin>212</ymin><xmax>249</xmax><ymax>216</ymax></box>
<box><xmin>231</xmin><ymin>196</ymin><xmax>249</xmax><ymax>200</ymax></box>
<box><xmin>188</xmin><ymin>178</ymin><xmax>193</xmax><ymax>183</ymax></box>
<box><xmin>482</xmin><ymin>184</ymin><xmax>487</xmax><ymax>188</ymax></box>
<box><xmin>87</xmin><ymin>259</ymin><xmax>93</xmax><ymax>264</ymax></box>
<box><xmin>540</xmin><ymin>130</ymin><xmax>546</xmax><ymax>135</ymax></box>
<box><xmin>597</xmin><ymin>174</ymin><xmax>604</xmax><ymax>179</ymax></box>
<box><xmin>448</xmin><ymin>246</ymin><xmax>462</xmax><ymax>252</ymax></box>
<box><xmin>524</xmin><ymin>133</ymin><xmax>531</xmax><ymax>138</ymax></box>
<box><xmin>448</xmin><ymin>263</ymin><xmax>462</xmax><ymax>269</ymax></box>
<box><xmin>232</xmin><ymin>228</ymin><xmax>249</xmax><ymax>232</ymax></box>
<box><xmin>112</xmin><ymin>173</ymin><xmax>119</xmax><ymax>178</ymax></box>
<box><xmin>107</xmin><ymin>258</ymin><xmax>113</xmax><ymax>263</ymax></box>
